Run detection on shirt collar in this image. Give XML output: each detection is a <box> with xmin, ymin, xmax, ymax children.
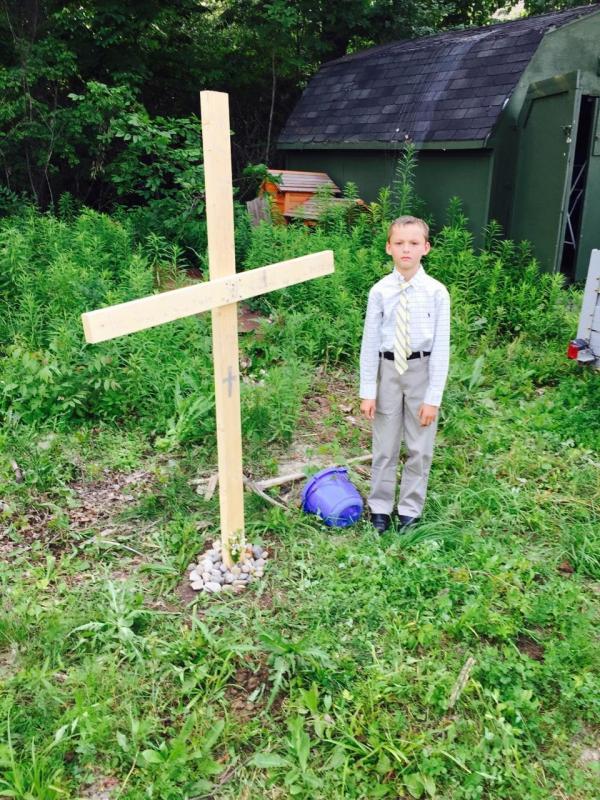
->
<box><xmin>393</xmin><ymin>264</ymin><xmax>426</xmax><ymax>286</ymax></box>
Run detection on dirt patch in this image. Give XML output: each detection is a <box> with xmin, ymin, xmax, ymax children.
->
<box><xmin>174</xmin><ymin>573</ymin><xmax>202</xmax><ymax>607</ymax></box>
<box><xmin>257</xmin><ymin>589</ymin><xmax>275</xmax><ymax>610</ymax></box>
<box><xmin>557</xmin><ymin>560</ymin><xmax>575</xmax><ymax>576</ymax></box>
<box><xmin>1</xmin><ymin>469</ymin><xmax>153</xmax><ymax>557</ymax></box>
<box><xmin>68</xmin><ymin>469</ymin><xmax>153</xmax><ymax>531</ymax></box>
<box><xmin>0</xmin><ymin>644</ymin><xmax>19</xmax><ymax>680</ymax></box>
<box><xmin>238</xmin><ymin>303</ymin><xmax>270</xmax><ymax>333</ymax></box>
<box><xmin>225</xmin><ymin>658</ymin><xmax>274</xmax><ymax>721</ymax></box>
<box><xmin>516</xmin><ymin>634</ymin><xmax>545</xmax><ymax>661</ymax></box>
<box><xmin>77</xmin><ymin>774</ymin><xmax>120</xmax><ymax>800</ymax></box>
<box><xmin>579</xmin><ymin>747</ymin><xmax>600</xmax><ymax>767</ymax></box>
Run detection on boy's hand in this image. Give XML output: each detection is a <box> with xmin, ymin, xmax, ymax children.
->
<box><xmin>419</xmin><ymin>404</ymin><xmax>438</xmax><ymax>426</ymax></box>
<box><xmin>360</xmin><ymin>399</ymin><xmax>376</xmax><ymax>420</ymax></box>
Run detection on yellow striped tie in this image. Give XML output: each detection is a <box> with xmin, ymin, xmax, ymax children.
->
<box><xmin>394</xmin><ymin>283</ymin><xmax>411</xmax><ymax>376</ymax></box>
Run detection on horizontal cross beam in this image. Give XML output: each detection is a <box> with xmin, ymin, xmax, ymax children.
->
<box><xmin>81</xmin><ymin>250</ymin><xmax>334</xmax><ymax>344</ymax></box>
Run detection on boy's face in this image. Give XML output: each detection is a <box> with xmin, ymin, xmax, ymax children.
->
<box><xmin>386</xmin><ymin>223</ymin><xmax>430</xmax><ymax>273</ymax></box>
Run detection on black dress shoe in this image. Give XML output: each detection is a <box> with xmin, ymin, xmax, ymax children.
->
<box><xmin>370</xmin><ymin>513</ymin><xmax>391</xmax><ymax>533</ymax></box>
<box><xmin>398</xmin><ymin>515</ymin><xmax>420</xmax><ymax>529</ymax></box>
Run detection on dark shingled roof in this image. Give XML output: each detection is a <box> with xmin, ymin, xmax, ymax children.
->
<box><xmin>279</xmin><ymin>5</ymin><xmax>600</xmax><ymax>146</ymax></box>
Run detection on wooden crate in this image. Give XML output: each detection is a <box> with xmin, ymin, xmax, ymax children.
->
<box><xmin>261</xmin><ymin>169</ymin><xmax>341</xmax><ymax>219</ymax></box>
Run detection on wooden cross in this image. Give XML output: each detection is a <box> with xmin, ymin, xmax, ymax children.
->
<box><xmin>81</xmin><ymin>91</ymin><xmax>334</xmax><ymax>567</ymax></box>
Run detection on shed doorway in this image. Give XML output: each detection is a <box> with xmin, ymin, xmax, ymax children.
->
<box><xmin>559</xmin><ymin>95</ymin><xmax>597</xmax><ymax>282</ymax></box>
<box><xmin>511</xmin><ymin>73</ymin><xmax>582</xmax><ymax>278</ymax></box>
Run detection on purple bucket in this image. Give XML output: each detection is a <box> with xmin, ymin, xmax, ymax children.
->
<box><xmin>301</xmin><ymin>467</ymin><xmax>363</xmax><ymax>527</ymax></box>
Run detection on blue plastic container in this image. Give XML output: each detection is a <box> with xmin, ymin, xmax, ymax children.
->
<box><xmin>301</xmin><ymin>467</ymin><xmax>363</xmax><ymax>527</ymax></box>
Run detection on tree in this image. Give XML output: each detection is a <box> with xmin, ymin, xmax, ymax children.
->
<box><xmin>0</xmin><ymin>0</ymin><xmax>557</xmax><ymax>210</ymax></box>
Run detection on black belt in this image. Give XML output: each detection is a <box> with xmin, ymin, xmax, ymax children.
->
<box><xmin>380</xmin><ymin>350</ymin><xmax>431</xmax><ymax>361</ymax></box>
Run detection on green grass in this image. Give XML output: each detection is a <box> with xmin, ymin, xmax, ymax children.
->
<box><xmin>1</xmin><ymin>203</ymin><xmax>599</xmax><ymax>798</ymax></box>
<box><xmin>1</xmin><ymin>337</ymin><xmax>599</xmax><ymax>799</ymax></box>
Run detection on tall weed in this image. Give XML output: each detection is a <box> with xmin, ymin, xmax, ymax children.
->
<box><xmin>0</xmin><ymin>210</ymin><xmax>214</xmax><ymax>435</ymax></box>
<box><xmin>244</xmin><ymin>197</ymin><xmax>572</xmax><ymax>369</ymax></box>
<box><xmin>0</xmin><ymin>193</ymin><xmax>578</xmax><ymax>451</ymax></box>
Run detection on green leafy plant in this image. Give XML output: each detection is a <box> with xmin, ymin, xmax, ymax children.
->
<box><xmin>259</xmin><ymin>630</ymin><xmax>333</xmax><ymax>711</ymax></box>
<box><xmin>67</xmin><ymin>581</ymin><xmax>156</xmax><ymax>663</ymax></box>
<box><xmin>0</xmin><ymin>719</ymin><xmax>69</xmax><ymax>800</ymax></box>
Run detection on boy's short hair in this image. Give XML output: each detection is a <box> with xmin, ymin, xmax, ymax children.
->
<box><xmin>387</xmin><ymin>215</ymin><xmax>429</xmax><ymax>242</ymax></box>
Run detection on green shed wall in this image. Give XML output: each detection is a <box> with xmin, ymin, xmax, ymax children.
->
<box><xmin>283</xmin><ymin>149</ymin><xmax>397</xmax><ymax>202</ymax></box>
<box><xmin>414</xmin><ymin>150</ymin><xmax>493</xmax><ymax>242</ymax></box>
<box><xmin>488</xmin><ymin>12</ymin><xmax>600</xmax><ymax>272</ymax></box>
<box><xmin>285</xmin><ymin>149</ymin><xmax>493</xmax><ymax>245</ymax></box>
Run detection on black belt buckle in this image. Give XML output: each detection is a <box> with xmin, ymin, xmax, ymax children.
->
<box><xmin>379</xmin><ymin>351</ymin><xmax>431</xmax><ymax>361</ymax></box>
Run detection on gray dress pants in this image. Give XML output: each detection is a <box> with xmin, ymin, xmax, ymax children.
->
<box><xmin>368</xmin><ymin>356</ymin><xmax>438</xmax><ymax>517</ymax></box>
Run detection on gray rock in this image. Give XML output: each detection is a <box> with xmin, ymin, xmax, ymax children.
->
<box><xmin>189</xmin><ymin>569</ymin><xmax>201</xmax><ymax>582</ymax></box>
<box><xmin>241</xmin><ymin>563</ymin><xmax>251</xmax><ymax>573</ymax></box>
<box><xmin>262</xmin><ymin>551</ymin><xmax>269</xmax><ymax>560</ymax></box>
<box><xmin>224</xmin><ymin>572</ymin><xmax>235</xmax><ymax>584</ymax></box>
<box><xmin>219</xmin><ymin>562</ymin><xmax>227</xmax><ymax>573</ymax></box>
<box><xmin>210</xmin><ymin>571</ymin><xmax>224</xmax><ymax>584</ymax></box>
<box><xmin>255</xmin><ymin>558</ymin><xmax>266</xmax><ymax>568</ymax></box>
<box><xmin>231</xmin><ymin>565</ymin><xmax>241</xmax><ymax>577</ymax></box>
<box><xmin>187</xmin><ymin>563</ymin><xmax>196</xmax><ymax>572</ymax></box>
<box><xmin>254</xmin><ymin>569</ymin><xmax>264</xmax><ymax>578</ymax></box>
<box><xmin>202</xmin><ymin>571</ymin><xmax>212</xmax><ymax>582</ymax></box>
<box><xmin>190</xmin><ymin>580</ymin><xmax>204</xmax><ymax>591</ymax></box>
<box><xmin>205</xmin><ymin>581</ymin><xmax>222</xmax><ymax>593</ymax></box>
<box><xmin>232</xmin><ymin>580</ymin><xmax>247</xmax><ymax>589</ymax></box>
<box><xmin>252</xmin><ymin>545</ymin><xmax>264</xmax><ymax>559</ymax></box>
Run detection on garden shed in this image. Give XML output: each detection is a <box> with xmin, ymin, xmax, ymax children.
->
<box><xmin>278</xmin><ymin>5</ymin><xmax>600</xmax><ymax>281</ymax></box>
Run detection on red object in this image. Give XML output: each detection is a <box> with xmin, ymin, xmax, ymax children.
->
<box><xmin>567</xmin><ymin>338</ymin><xmax>587</xmax><ymax>359</ymax></box>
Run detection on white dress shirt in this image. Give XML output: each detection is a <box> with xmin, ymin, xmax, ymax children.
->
<box><xmin>359</xmin><ymin>265</ymin><xmax>450</xmax><ymax>406</ymax></box>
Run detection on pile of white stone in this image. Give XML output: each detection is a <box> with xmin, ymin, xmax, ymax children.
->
<box><xmin>188</xmin><ymin>541</ymin><xmax>269</xmax><ymax>594</ymax></box>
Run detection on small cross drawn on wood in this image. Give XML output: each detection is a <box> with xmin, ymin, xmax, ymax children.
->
<box><xmin>81</xmin><ymin>91</ymin><xmax>334</xmax><ymax>567</ymax></box>
<box><xmin>223</xmin><ymin>366</ymin><xmax>236</xmax><ymax>398</ymax></box>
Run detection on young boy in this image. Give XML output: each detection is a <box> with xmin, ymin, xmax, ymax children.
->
<box><xmin>359</xmin><ymin>216</ymin><xmax>450</xmax><ymax>533</ymax></box>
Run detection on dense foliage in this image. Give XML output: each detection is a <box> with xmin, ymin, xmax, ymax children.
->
<box><xmin>0</xmin><ymin>0</ymin><xmax>579</xmax><ymax>212</ymax></box>
<box><xmin>0</xmin><ymin>188</ymin><xmax>585</xmax><ymax>447</ymax></box>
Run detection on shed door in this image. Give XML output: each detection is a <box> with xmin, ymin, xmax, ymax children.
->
<box><xmin>511</xmin><ymin>73</ymin><xmax>581</xmax><ymax>274</ymax></box>
<box><xmin>574</xmin><ymin>97</ymin><xmax>600</xmax><ymax>281</ymax></box>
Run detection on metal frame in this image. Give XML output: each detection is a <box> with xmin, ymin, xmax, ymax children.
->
<box><xmin>564</xmin><ymin>159</ymin><xmax>588</xmax><ymax>249</ymax></box>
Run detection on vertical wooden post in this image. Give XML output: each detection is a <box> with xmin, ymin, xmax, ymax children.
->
<box><xmin>200</xmin><ymin>91</ymin><xmax>244</xmax><ymax>568</ymax></box>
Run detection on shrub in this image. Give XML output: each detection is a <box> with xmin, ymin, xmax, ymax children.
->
<box><xmin>0</xmin><ymin>210</ymin><xmax>214</xmax><ymax>433</ymax></box>
<box><xmin>0</xmin><ymin>194</ymin><xmax>577</xmax><ymax>450</ymax></box>
<box><xmin>243</xmin><ymin>198</ymin><xmax>572</xmax><ymax>367</ymax></box>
